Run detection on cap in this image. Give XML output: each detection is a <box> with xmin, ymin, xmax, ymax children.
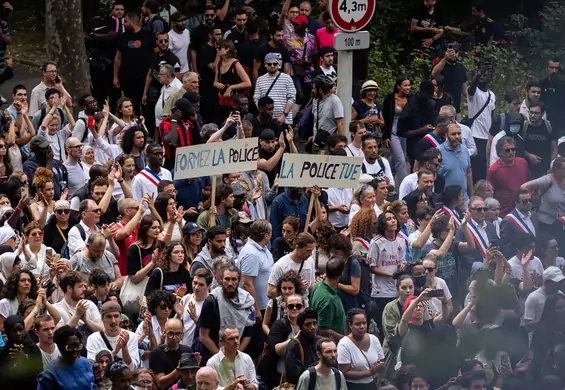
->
<box><xmin>264</xmin><ymin>52</ymin><xmax>280</xmax><ymax>64</ymax></box>
<box><xmin>175</xmin><ymin>98</ymin><xmax>197</xmax><ymax>114</ymax></box>
<box><xmin>361</xmin><ymin>80</ymin><xmax>380</xmax><ymax>92</ymax></box>
<box><xmin>171</xmin><ymin>11</ymin><xmax>187</xmax><ymax>22</ymax></box>
<box><xmin>178</xmin><ymin>353</ymin><xmax>200</xmax><ymax>370</ymax></box>
<box><xmin>30</xmin><ymin>134</ymin><xmax>50</xmax><ymax>149</ymax></box>
<box><xmin>558</xmin><ymin>135</ymin><xmax>565</xmax><ymax>146</ymax></box>
<box><xmin>506</xmin><ymin>111</ymin><xmax>523</xmax><ymax>125</ymax></box>
<box><xmin>54</xmin><ymin>200</ymin><xmax>70</xmax><ymax>211</ymax></box>
<box><xmin>238</xmin><ymin>211</ymin><xmax>253</xmax><ymax>224</ymax></box>
<box><xmin>182</xmin><ymin>222</ymin><xmax>204</xmax><ymax>235</ymax></box>
<box><xmin>100</xmin><ymin>301</ymin><xmax>122</xmax><ymax>316</ymax></box>
<box><xmin>470</xmin><ymin>262</ymin><xmax>486</xmax><ymax>278</ymax></box>
<box><xmin>292</xmin><ymin>15</ymin><xmax>308</xmax><ymax>25</ymax></box>
<box><xmin>259</xmin><ymin>128</ymin><xmax>276</xmax><ymax>141</ymax></box>
<box><xmin>231</xmin><ymin>182</ymin><xmax>247</xmax><ymax>196</ymax></box>
<box><xmin>182</xmin><ymin>92</ymin><xmax>201</xmax><ymax>104</ymax></box>
<box><xmin>543</xmin><ymin>266</ymin><xmax>565</xmax><ymax>282</ymax></box>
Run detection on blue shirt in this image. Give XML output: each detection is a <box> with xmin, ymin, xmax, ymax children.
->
<box><xmin>438</xmin><ymin>142</ymin><xmax>471</xmax><ymax>200</ymax></box>
<box><xmin>37</xmin><ymin>357</ymin><xmax>95</xmax><ymax>390</ymax></box>
<box><xmin>174</xmin><ymin>177</ymin><xmax>210</xmax><ymax>220</ymax></box>
<box><xmin>269</xmin><ymin>191</ymin><xmax>309</xmax><ymax>240</ymax></box>
<box><xmin>237</xmin><ymin>238</ymin><xmax>274</xmax><ymax>310</ymax></box>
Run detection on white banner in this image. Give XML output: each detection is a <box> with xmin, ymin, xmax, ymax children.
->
<box><xmin>174</xmin><ymin>138</ymin><xmax>259</xmax><ymax>180</ymax></box>
<box><xmin>279</xmin><ymin>154</ymin><xmax>363</xmax><ymax>188</ymax></box>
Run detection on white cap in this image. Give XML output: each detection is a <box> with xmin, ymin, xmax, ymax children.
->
<box><xmin>543</xmin><ymin>266</ymin><xmax>565</xmax><ymax>283</ymax></box>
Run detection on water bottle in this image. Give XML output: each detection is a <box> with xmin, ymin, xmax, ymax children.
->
<box><xmin>97</xmin><ymin>301</ymin><xmax>103</xmax><ymax>313</ymax></box>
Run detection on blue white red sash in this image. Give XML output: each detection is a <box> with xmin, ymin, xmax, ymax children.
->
<box><xmin>467</xmin><ymin>220</ymin><xmax>488</xmax><ymax>258</ymax></box>
<box><xmin>139</xmin><ymin>167</ymin><xmax>161</xmax><ymax>187</ymax></box>
<box><xmin>442</xmin><ymin>207</ymin><xmax>462</xmax><ymax>227</ymax></box>
<box><xmin>398</xmin><ymin>230</ymin><xmax>409</xmax><ymax>245</ymax></box>
<box><xmin>423</xmin><ymin>132</ymin><xmax>441</xmax><ymax>148</ymax></box>
<box><xmin>505</xmin><ymin>212</ymin><xmax>535</xmax><ymax>236</ymax></box>
<box><xmin>354</xmin><ymin>237</ymin><xmax>371</xmax><ymax>251</ymax></box>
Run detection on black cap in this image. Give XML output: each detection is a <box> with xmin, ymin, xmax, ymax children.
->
<box><xmin>259</xmin><ymin>128</ymin><xmax>276</xmax><ymax>141</ymax></box>
<box><xmin>171</xmin><ymin>11</ymin><xmax>187</xmax><ymax>22</ymax></box>
<box><xmin>178</xmin><ymin>353</ymin><xmax>200</xmax><ymax>370</ymax></box>
<box><xmin>182</xmin><ymin>222</ymin><xmax>204</xmax><ymax>235</ymax></box>
<box><xmin>182</xmin><ymin>92</ymin><xmax>201</xmax><ymax>104</ymax></box>
<box><xmin>175</xmin><ymin>98</ymin><xmax>197</xmax><ymax>114</ymax></box>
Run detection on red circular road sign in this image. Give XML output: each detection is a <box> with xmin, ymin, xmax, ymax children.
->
<box><xmin>330</xmin><ymin>0</ymin><xmax>375</xmax><ymax>32</ymax></box>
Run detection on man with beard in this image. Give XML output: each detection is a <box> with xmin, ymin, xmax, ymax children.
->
<box><xmin>87</xmin><ymin>301</ymin><xmax>139</xmax><ymax>369</ymax></box>
<box><xmin>191</xmin><ymin>226</ymin><xmax>229</xmax><ymax>277</ymax></box>
<box><xmin>438</xmin><ymin>123</ymin><xmax>473</xmax><ymax>201</ymax></box>
<box><xmin>523</xmin><ymin>102</ymin><xmax>557</xmax><ymax>178</ymax></box>
<box><xmin>53</xmin><ymin>271</ymin><xmax>104</xmax><ymax>333</ymax></box>
<box><xmin>131</xmin><ymin>143</ymin><xmax>172</xmax><ymax>202</ymax></box>
<box><xmin>23</xmin><ymin>134</ymin><xmax>66</xmax><ymax>199</ymax></box>
<box><xmin>431</xmin><ymin>46</ymin><xmax>468</xmax><ymax>117</ymax></box>
<box><xmin>149</xmin><ymin>318</ymin><xmax>193</xmax><ymax>389</ymax></box>
<box><xmin>71</xmin><ymin>94</ymin><xmax>98</xmax><ymax>144</ymax></box>
<box><xmin>499</xmin><ymin>190</ymin><xmax>538</xmax><ymax>258</ymax></box>
<box><xmin>206</xmin><ymin>326</ymin><xmax>258</xmax><ymax>390</ymax></box>
<box><xmin>196</xmin><ymin>184</ymin><xmax>238</xmax><ymax>231</ymax></box>
<box><xmin>361</xmin><ymin>134</ymin><xmax>394</xmax><ymax>186</ymax></box>
<box><xmin>199</xmin><ymin>265</ymin><xmax>255</xmax><ymax>365</ymax></box>
<box><xmin>398</xmin><ymin>80</ymin><xmax>438</xmax><ymax>168</ymax></box>
<box><xmin>168</xmin><ymin>12</ymin><xmax>191</xmax><ymax>75</ymax></box>
<box><xmin>190</xmin><ymin>5</ymin><xmax>218</xmax><ymax>70</ymax></box>
<box><xmin>404</xmin><ymin>169</ymin><xmax>438</xmax><ymax>206</ymax></box>
<box><xmin>466</xmin><ymin>67</ymin><xmax>496</xmax><ymax>182</ymax></box>
<box><xmin>269</xmin><ymin>187</ymin><xmax>309</xmax><ymax>241</ymax></box>
<box><xmin>114</xmin><ymin>11</ymin><xmax>154</xmax><ymax>116</ymax></box>
<box><xmin>173</xmin><ymin>353</ymin><xmax>201</xmax><ymax>390</ymax></box>
<box><xmin>223</xmin><ymin>9</ymin><xmax>247</xmax><ymax>49</ymax></box>
<box><xmin>520</xmin><ymin>81</ymin><xmax>546</xmax><ymax>120</ymax></box>
<box><xmin>258</xmin><ymin>129</ymin><xmax>285</xmax><ymax>186</ymax></box>
<box><xmin>251</xmin><ymin>97</ymin><xmax>282</xmax><ymax>139</ymax></box>
<box><xmin>254</xmin><ymin>25</ymin><xmax>290</xmax><ymax>82</ymax></box>
<box><xmin>35</xmin><ymin>314</ymin><xmax>60</xmax><ymax>368</ymax></box>
<box><xmin>540</xmin><ymin>58</ymin><xmax>565</xmax><ymax>131</ymax></box>
<box><xmin>399</xmin><ymin>151</ymin><xmax>440</xmax><ymax>201</ymax></box>
<box><xmin>142</xmin><ymin>0</ymin><xmax>167</xmax><ymax>35</ymax></box>
<box><xmin>284</xmin><ymin>309</ymin><xmax>321</xmax><ymax>385</ymax></box>
<box><xmin>414</xmin><ymin>113</ymin><xmax>450</xmax><ymax>162</ymax></box>
<box><xmin>297</xmin><ymin>338</ymin><xmax>346</xmax><ymax>390</ymax></box>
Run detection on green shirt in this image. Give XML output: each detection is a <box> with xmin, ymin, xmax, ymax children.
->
<box><xmin>310</xmin><ymin>281</ymin><xmax>346</xmax><ymax>336</ymax></box>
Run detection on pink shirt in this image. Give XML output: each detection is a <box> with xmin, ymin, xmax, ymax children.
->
<box><xmin>316</xmin><ymin>27</ymin><xmax>337</xmax><ymax>50</ymax></box>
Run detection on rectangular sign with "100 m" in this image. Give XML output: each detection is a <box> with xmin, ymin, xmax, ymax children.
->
<box><xmin>333</xmin><ymin>31</ymin><xmax>370</xmax><ymax>51</ymax></box>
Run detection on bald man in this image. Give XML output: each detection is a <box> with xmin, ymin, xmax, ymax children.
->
<box><xmin>196</xmin><ymin>367</ymin><xmax>221</xmax><ymax>390</ymax></box>
<box><xmin>150</xmin><ymin>318</ymin><xmax>194</xmax><ymax>389</ymax></box>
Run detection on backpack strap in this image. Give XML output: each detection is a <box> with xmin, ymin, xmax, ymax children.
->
<box><xmin>331</xmin><ymin>367</ymin><xmax>342</xmax><ymax>390</ymax></box>
<box><xmin>76</xmin><ymin>223</ymin><xmax>87</xmax><ymax>241</ymax></box>
<box><xmin>308</xmin><ymin>367</ymin><xmax>317</xmax><ymax>390</ymax></box>
<box><xmin>377</xmin><ymin>157</ymin><xmax>385</xmax><ymax>174</ymax></box>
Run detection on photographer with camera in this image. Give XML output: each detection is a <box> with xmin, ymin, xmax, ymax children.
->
<box><xmin>310</xmin><ymin>74</ymin><xmax>344</xmax><ymax>154</ymax></box>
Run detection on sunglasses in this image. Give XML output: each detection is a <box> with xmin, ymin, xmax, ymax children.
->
<box><xmin>88</xmin><ymin>208</ymin><xmax>102</xmax><ymax>214</ymax></box>
<box><xmin>65</xmin><ymin>343</ymin><xmax>83</xmax><ymax>352</ymax></box>
<box><xmin>287</xmin><ymin>303</ymin><xmax>304</xmax><ymax>310</ymax></box>
<box><xmin>504</xmin><ymin>148</ymin><xmax>516</xmax><ymax>153</ymax></box>
<box><xmin>30</xmin><ymin>232</ymin><xmax>44</xmax><ymax>237</ymax></box>
<box><xmin>424</xmin><ymin>267</ymin><xmax>435</xmax><ymax>273</ymax></box>
<box><xmin>56</xmin><ymin>209</ymin><xmax>70</xmax><ymax>215</ymax></box>
<box><xmin>471</xmin><ymin>207</ymin><xmax>487</xmax><ymax>212</ymax></box>
<box><xmin>0</xmin><ymin>145</ymin><xmax>6</xmax><ymax>149</ymax></box>
<box><xmin>266</xmin><ymin>62</ymin><xmax>278</xmax><ymax>67</ymax></box>
<box><xmin>518</xmin><ymin>199</ymin><xmax>531</xmax><ymax>204</ymax></box>
<box><xmin>159</xmin><ymin>39</ymin><xmax>169</xmax><ymax>43</ymax></box>
<box><xmin>159</xmin><ymin>304</ymin><xmax>172</xmax><ymax>310</ymax></box>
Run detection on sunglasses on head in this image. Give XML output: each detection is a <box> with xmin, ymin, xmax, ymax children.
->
<box><xmin>56</xmin><ymin>209</ymin><xmax>70</xmax><ymax>215</ymax></box>
<box><xmin>287</xmin><ymin>303</ymin><xmax>304</xmax><ymax>310</ymax></box>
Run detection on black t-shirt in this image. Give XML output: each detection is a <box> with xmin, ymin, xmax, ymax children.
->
<box><xmin>198</xmin><ymin>44</ymin><xmax>218</xmax><ymax>86</ymax></box>
<box><xmin>149</xmin><ymin>344</ymin><xmax>193</xmax><ymax>376</ymax></box>
<box><xmin>43</xmin><ymin>219</ymin><xmax>76</xmax><ymax>255</ymax></box>
<box><xmin>238</xmin><ymin>38</ymin><xmax>261</xmax><ymax>72</ymax></box>
<box><xmin>472</xmin><ymin>17</ymin><xmax>496</xmax><ymax>46</ymax></box>
<box><xmin>190</xmin><ymin>23</ymin><xmax>211</xmax><ymax>53</ymax></box>
<box><xmin>440</xmin><ymin>63</ymin><xmax>467</xmax><ymax>112</ymax></box>
<box><xmin>524</xmin><ymin>121</ymin><xmax>556</xmax><ymax>177</ymax></box>
<box><xmin>251</xmin><ymin>117</ymin><xmax>282</xmax><ymax>139</ymax></box>
<box><xmin>272</xmin><ymin>237</ymin><xmax>292</xmax><ymax>262</ymax></box>
<box><xmin>117</xmin><ymin>29</ymin><xmax>154</xmax><ymax>80</ymax></box>
<box><xmin>126</xmin><ymin>244</ymin><xmax>155</xmax><ymax>276</ymax></box>
<box><xmin>433</xmin><ymin>93</ymin><xmax>453</xmax><ymax>114</ymax></box>
<box><xmin>152</xmin><ymin>50</ymin><xmax>182</xmax><ymax>74</ymax></box>
<box><xmin>224</xmin><ymin>26</ymin><xmax>247</xmax><ymax>49</ymax></box>
<box><xmin>255</xmin><ymin>43</ymin><xmax>291</xmax><ymax>78</ymax></box>
<box><xmin>412</xmin><ymin>5</ymin><xmax>444</xmax><ymax>40</ymax></box>
<box><xmin>258</xmin><ymin>145</ymin><xmax>281</xmax><ymax>186</ymax></box>
<box><xmin>146</xmin><ymin>267</ymin><xmax>192</xmax><ymax>295</ymax></box>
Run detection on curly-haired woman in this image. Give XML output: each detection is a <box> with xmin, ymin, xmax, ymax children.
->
<box><xmin>350</xmin><ymin>207</ymin><xmax>377</xmax><ymax>259</ymax></box>
<box><xmin>30</xmin><ymin>167</ymin><xmax>62</xmax><ymax>227</ymax></box>
<box><xmin>312</xmin><ymin>220</ymin><xmax>335</xmax><ymax>276</ymax></box>
<box><xmin>146</xmin><ymin>241</ymin><xmax>191</xmax><ymax>295</ymax></box>
<box><xmin>0</xmin><ymin>269</ymin><xmax>38</xmax><ymax>331</ymax></box>
<box><xmin>120</xmin><ymin>125</ymin><xmax>147</xmax><ymax>174</ymax></box>
<box><xmin>262</xmin><ymin>270</ymin><xmax>306</xmax><ymax>335</ymax></box>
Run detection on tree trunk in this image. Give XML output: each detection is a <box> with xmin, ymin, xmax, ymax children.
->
<box><xmin>45</xmin><ymin>0</ymin><xmax>91</xmax><ymax>112</ymax></box>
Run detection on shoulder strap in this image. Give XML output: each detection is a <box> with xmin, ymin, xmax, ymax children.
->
<box><xmin>331</xmin><ymin>367</ymin><xmax>342</xmax><ymax>390</ymax></box>
<box><xmin>377</xmin><ymin>157</ymin><xmax>385</xmax><ymax>173</ymax></box>
<box><xmin>76</xmin><ymin>224</ymin><xmax>86</xmax><ymax>241</ymax></box>
<box><xmin>56</xmin><ymin>224</ymin><xmax>67</xmax><ymax>243</ymax></box>
<box><xmin>99</xmin><ymin>330</ymin><xmax>113</xmax><ymax>351</ymax></box>
<box><xmin>295</xmin><ymin>337</ymin><xmax>305</xmax><ymax>368</ymax></box>
<box><xmin>308</xmin><ymin>367</ymin><xmax>317</xmax><ymax>390</ymax></box>
<box><xmin>469</xmin><ymin>91</ymin><xmax>491</xmax><ymax>122</ymax></box>
<box><xmin>265</xmin><ymin>72</ymin><xmax>282</xmax><ymax>97</ymax></box>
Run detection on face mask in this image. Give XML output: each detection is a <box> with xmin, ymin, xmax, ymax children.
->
<box><xmin>414</xmin><ymin>275</ymin><xmax>427</xmax><ymax>288</ymax></box>
<box><xmin>509</xmin><ymin>124</ymin><xmax>521</xmax><ymax>135</ymax></box>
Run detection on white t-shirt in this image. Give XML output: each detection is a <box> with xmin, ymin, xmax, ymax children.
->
<box><xmin>408</xmin><ymin>229</ymin><xmax>432</xmax><ymax>261</ymax></box>
<box><xmin>64</xmin><ymin>160</ymin><xmax>86</xmax><ymax>198</ymax></box>
<box><xmin>508</xmin><ymin>255</ymin><xmax>544</xmax><ymax>288</ymax></box>
<box><xmin>398</xmin><ymin>172</ymin><xmax>418</xmax><ymax>201</ymax></box>
<box><xmin>523</xmin><ymin>287</ymin><xmax>547</xmax><ymax>325</ymax></box>
<box><xmin>324</xmin><ymin>187</ymin><xmax>353</xmax><ymax>227</ymax></box>
<box><xmin>427</xmin><ymin>277</ymin><xmax>452</xmax><ymax>317</ymax></box>
<box><xmin>86</xmin><ymin>330</ymin><xmax>140</xmax><ymax>369</ymax></box>
<box><xmin>268</xmin><ymin>254</ymin><xmax>315</xmax><ymax>291</ymax></box>
<box><xmin>362</xmin><ymin>157</ymin><xmax>395</xmax><ymax>187</ymax></box>
<box><xmin>345</xmin><ymin>143</ymin><xmax>363</xmax><ymax>157</ymax></box>
<box><xmin>168</xmin><ymin>29</ymin><xmax>191</xmax><ymax>73</ymax></box>
<box><xmin>337</xmin><ymin>335</ymin><xmax>385</xmax><ymax>384</ymax></box>
<box><xmin>368</xmin><ymin>235</ymin><xmax>407</xmax><ymax>298</ymax></box>
<box><xmin>39</xmin><ymin>345</ymin><xmax>61</xmax><ymax>369</ymax></box>
<box><xmin>467</xmin><ymin>88</ymin><xmax>496</xmax><ymax>139</ymax></box>
<box><xmin>181</xmin><ymin>294</ymin><xmax>206</xmax><ymax>347</ymax></box>
<box><xmin>54</xmin><ymin>299</ymin><xmax>102</xmax><ymax>328</ymax></box>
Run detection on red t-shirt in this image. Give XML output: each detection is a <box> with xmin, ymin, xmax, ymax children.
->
<box><xmin>114</xmin><ymin>222</ymin><xmax>140</xmax><ymax>275</ymax></box>
<box><xmin>315</xmin><ymin>27</ymin><xmax>337</xmax><ymax>50</ymax></box>
<box><xmin>486</xmin><ymin>158</ymin><xmax>531</xmax><ymax>214</ymax></box>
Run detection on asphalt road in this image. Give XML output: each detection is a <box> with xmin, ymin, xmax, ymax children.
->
<box><xmin>0</xmin><ymin>63</ymin><xmax>42</xmax><ymax>103</ymax></box>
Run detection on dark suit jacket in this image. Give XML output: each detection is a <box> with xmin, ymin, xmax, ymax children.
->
<box><xmin>500</xmin><ymin>209</ymin><xmax>539</xmax><ymax>259</ymax></box>
<box><xmin>456</xmin><ymin>220</ymin><xmax>499</xmax><ymax>272</ymax></box>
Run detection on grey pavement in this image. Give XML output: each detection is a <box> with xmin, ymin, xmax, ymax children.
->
<box><xmin>0</xmin><ymin>63</ymin><xmax>41</xmax><ymax>102</ymax></box>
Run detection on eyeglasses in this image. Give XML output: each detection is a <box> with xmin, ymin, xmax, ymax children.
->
<box><xmin>471</xmin><ymin>207</ymin><xmax>487</xmax><ymax>212</ymax></box>
<box><xmin>159</xmin><ymin>39</ymin><xmax>169</xmax><ymax>43</ymax></box>
<box><xmin>504</xmin><ymin>148</ymin><xmax>516</xmax><ymax>153</ymax></box>
<box><xmin>518</xmin><ymin>199</ymin><xmax>531</xmax><ymax>204</ymax></box>
<box><xmin>159</xmin><ymin>304</ymin><xmax>172</xmax><ymax>310</ymax></box>
<box><xmin>167</xmin><ymin>332</ymin><xmax>183</xmax><ymax>338</ymax></box>
<box><xmin>65</xmin><ymin>343</ymin><xmax>83</xmax><ymax>352</ymax></box>
<box><xmin>56</xmin><ymin>209</ymin><xmax>71</xmax><ymax>215</ymax></box>
<box><xmin>287</xmin><ymin>303</ymin><xmax>304</xmax><ymax>310</ymax></box>
<box><xmin>29</xmin><ymin>232</ymin><xmax>44</xmax><ymax>237</ymax></box>
<box><xmin>69</xmin><ymin>144</ymin><xmax>84</xmax><ymax>149</ymax></box>
<box><xmin>424</xmin><ymin>267</ymin><xmax>435</xmax><ymax>273</ymax></box>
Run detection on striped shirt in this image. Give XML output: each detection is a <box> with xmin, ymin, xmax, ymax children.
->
<box><xmin>253</xmin><ymin>72</ymin><xmax>296</xmax><ymax>124</ymax></box>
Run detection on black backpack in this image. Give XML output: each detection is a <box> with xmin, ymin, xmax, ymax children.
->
<box><xmin>149</xmin><ymin>14</ymin><xmax>170</xmax><ymax>34</ymax></box>
<box><xmin>38</xmin><ymin>106</ymin><xmax>65</xmax><ymax>130</ymax></box>
<box><xmin>361</xmin><ymin>157</ymin><xmax>386</xmax><ymax>179</ymax></box>
<box><xmin>307</xmin><ymin>367</ymin><xmax>342</xmax><ymax>390</ymax></box>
